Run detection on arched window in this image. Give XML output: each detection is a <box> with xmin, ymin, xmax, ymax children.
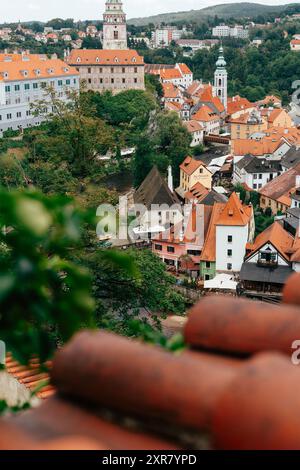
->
<box><xmin>114</xmin><ymin>30</ymin><xmax>119</xmax><ymax>40</ymax></box>
<box><xmin>219</xmin><ymin>78</ymin><xmax>222</xmax><ymax>86</ymax></box>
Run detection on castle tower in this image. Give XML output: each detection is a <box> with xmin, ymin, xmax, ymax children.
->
<box><xmin>103</xmin><ymin>0</ymin><xmax>128</xmax><ymax>50</ymax></box>
<box><xmin>214</xmin><ymin>46</ymin><xmax>228</xmax><ymax>111</ymax></box>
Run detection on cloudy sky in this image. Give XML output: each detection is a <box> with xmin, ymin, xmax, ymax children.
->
<box><xmin>1</xmin><ymin>0</ymin><xmax>291</xmax><ymax>23</ymax></box>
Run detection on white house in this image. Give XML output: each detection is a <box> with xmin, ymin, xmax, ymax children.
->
<box><xmin>0</xmin><ymin>53</ymin><xmax>79</xmax><ymax>136</ymax></box>
<box><xmin>233</xmin><ymin>155</ymin><xmax>282</xmax><ymax>190</ymax></box>
<box><xmin>183</xmin><ymin>120</ymin><xmax>204</xmax><ymax>147</ymax></box>
<box><xmin>215</xmin><ymin>192</ymin><xmax>255</xmax><ymax>274</ymax></box>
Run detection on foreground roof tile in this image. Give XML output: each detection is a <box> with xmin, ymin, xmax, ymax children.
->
<box><xmin>212</xmin><ymin>353</ymin><xmax>300</xmax><ymax>450</ymax></box>
<box><xmin>184</xmin><ymin>294</ymin><xmax>300</xmax><ymax>356</ymax></box>
<box><xmin>51</xmin><ymin>331</ymin><xmax>239</xmax><ymax>432</ymax></box>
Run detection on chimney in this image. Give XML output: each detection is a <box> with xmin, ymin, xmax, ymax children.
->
<box><xmin>168</xmin><ymin>165</ymin><xmax>174</xmax><ymax>193</ymax></box>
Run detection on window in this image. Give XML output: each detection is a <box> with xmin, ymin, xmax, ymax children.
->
<box><xmin>5</xmin><ymin>85</ymin><xmax>11</xmax><ymax>92</ymax></box>
<box><xmin>205</xmin><ymin>261</ymin><xmax>211</xmax><ymax>268</ymax></box>
<box><xmin>111</xmin><ymin>78</ymin><xmax>114</xmax><ymax>84</ymax></box>
<box><xmin>111</xmin><ymin>67</ymin><xmax>114</xmax><ymax>73</ymax></box>
<box><xmin>66</xmin><ymin>79</ymin><xmax>71</xmax><ymax>85</ymax></box>
<box><xmin>88</xmin><ymin>68</ymin><xmax>91</xmax><ymax>74</ymax></box>
<box><xmin>88</xmin><ymin>79</ymin><xmax>92</xmax><ymax>84</ymax></box>
<box><xmin>187</xmin><ymin>250</ymin><xmax>201</xmax><ymax>256</ymax></box>
<box><xmin>228</xmin><ymin>235</ymin><xmax>232</xmax><ymax>243</ymax></box>
<box><xmin>253</xmin><ymin>174</ymin><xmax>257</xmax><ymax>180</ymax></box>
<box><xmin>167</xmin><ymin>246</ymin><xmax>175</xmax><ymax>253</ymax></box>
<box><xmin>24</xmin><ymin>84</ymin><xmax>30</xmax><ymax>90</ymax></box>
<box><xmin>100</xmin><ymin>78</ymin><xmax>103</xmax><ymax>84</ymax></box>
<box><xmin>33</xmin><ymin>83</ymin><xmax>38</xmax><ymax>89</ymax></box>
<box><xmin>16</xmin><ymin>112</ymin><xmax>22</xmax><ymax>118</ymax></box>
<box><xmin>134</xmin><ymin>67</ymin><xmax>138</xmax><ymax>73</ymax></box>
<box><xmin>134</xmin><ymin>78</ymin><xmax>137</xmax><ymax>83</ymax></box>
<box><xmin>227</xmin><ymin>249</ymin><xmax>232</xmax><ymax>257</ymax></box>
<box><xmin>227</xmin><ymin>263</ymin><xmax>232</xmax><ymax>271</ymax></box>
<box><xmin>122</xmin><ymin>78</ymin><xmax>125</xmax><ymax>84</ymax></box>
<box><xmin>58</xmin><ymin>80</ymin><xmax>63</xmax><ymax>87</ymax></box>
<box><xmin>7</xmin><ymin>114</ymin><xmax>12</xmax><ymax>120</ymax></box>
<box><xmin>253</xmin><ymin>184</ymin><xmax>257</xmax><ymax>189</ymax></box>
<box><xmin>114</xmin><ymin>30</ymin><xmax>119</xmax><ymax>39</ymax></box>
<box><xmin>26</xmin><ymin>110</ymin><xmax>31</xmax><ymax>116</ymax></box>
<box><xmin>122</xmin><ymin>67</ymin><xmax>125</xmax><ymax>73</ymax></box>
<box><xmin>155</xmin><ymin>244</ymin><xmax>162</xmax><ymax>251</ymax></box>
<box><xmin>15</xmin><ymin>85</ymin><xmax>20</xmax><ymax>91</ymax></box>
<box><xmin>205</xmin><ymin>274</ymin><xmax>210</xmax><ymax>281</ymax></box>
<box><xmin>259</xmin><ymin>174</ymin><xmax>262</xmax><ymax>179</ymax></box>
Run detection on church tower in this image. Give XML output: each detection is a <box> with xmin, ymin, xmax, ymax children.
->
<box><xmin>103</xmin><ymin>0</ymin><xmax>128</xmax><ymax>50</ymax></box>
<box><xmin>214</xmin><ymin>46</ymin><xmax>227</xmax><ymax>111</ymax></box>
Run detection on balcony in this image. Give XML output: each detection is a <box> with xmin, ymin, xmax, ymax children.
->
<box><xmin>257</xmin><ymin>252</ymin><xmax>278</xmax><ymax>268</ymax></box>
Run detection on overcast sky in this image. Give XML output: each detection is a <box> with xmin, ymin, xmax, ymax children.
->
<box><xmin>0</xmin><ymin>0</ymin><xmax>291</xmax><ymax>23</ymax></box>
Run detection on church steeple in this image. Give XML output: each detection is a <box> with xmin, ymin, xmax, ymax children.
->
<box><xmin>103</xmin><ymin>0</ymin><xmax>127</xmax><ymax>50</ymax></box>
<box><xmin>214</xmin><ymin>45</ymin><xmax>228</xmax><ymax>111</ymax></box>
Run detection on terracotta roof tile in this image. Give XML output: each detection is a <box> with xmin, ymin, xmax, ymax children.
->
<box><xmin>180</xmin><ymin>156</ymin><xmax>206</xmax><ymax>176</ymax></box>
<box><xmin>216</xmin><ymin>192</ymin><xmax>252</xmax><ymax>226</ymax></box>
<box><xmin>0</xmin><ymin>57</ymin><xmax>78</xmax><ymax>82</ymax></box>
<box><xmin>193</xmin><ymin>105</ymin><xmax>218</xmax><ymax>122</ymax></box>
<box><xmin>246</xmin><ymin>221</ymin><xmax>294</xmax><ymax>261</ymax></box>
<box><xmin>67</xmin><ymin>49</ymin><xmax>144</xmax><ymax>66</ymax></box>
<box><xmin>260</xmin><ymin>162</ymin><xmax>300</xmax><ymax>204</ymax></box>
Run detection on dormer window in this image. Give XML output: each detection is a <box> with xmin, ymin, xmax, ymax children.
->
<box><xmin>35</xmin><ymin>69</ymin><xmax>41</xmax><ymax>76</ymax></box>
<box><xmin>132</xmin><ymin>57</ymin><xmax>137</xmax><ymax>63</ymax></box>
<box><xmin>64</xmin><ymin>67</ymin><xmax>69</xmax><ymax>73</ymax></box>
<box><xmin>76</xmin><ymin>57</ymin><xmax>81</xmax><ymax>63</ymax></box>
<box><xmin>22</xmin><ymin>70</ymin><xmax>29</xmax><ymax>77</ymax></box>
<box><xmin>48</xmin><ymin>68</ymin><xmax>54</xmax><ymax>74</ymax></box>
<box><xmin>3</xmin><ymin>72</ymin><xmax>9</xmax><ymax>79</ymax></box>
<box><xmin>96</xmin><ymin>57</ymin><xmax>100</xmax><ymax>63</ymax></box>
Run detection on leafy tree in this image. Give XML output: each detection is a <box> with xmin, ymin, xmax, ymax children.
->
<box><xmin>0</xmin><ymin>190</ymin><xmax>95</xmax><ymax>365</ymax></box>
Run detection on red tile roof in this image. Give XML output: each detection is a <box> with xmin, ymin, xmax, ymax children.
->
<box><xmin>193</xmin><ymin>105</ymin><xmax>219</xmax><ymax>122</ymax></box>
<box><xmin>5</xmin><ymin>354</ymin><xmax>55</xmax><ymax>400</ymax></box>
<box><xmin>0</xmin><ymin>57</ymin><xmax>78</xmax><ymax>82</ymax></box>
<box><xmin>217</xmin><ymin>192</ymin><xmax>253</xmax><ymax>226</ymax></box>
<box><xmin>67</xmin><ymin>49</ymin><xmax>144</xmax><ymax>66</ymax></box>
<box><xmin>260</xmin><ymin>162</ymin><xmax>300</xmax><ymax>205</ymax></box>
<box><xmin>246</xmin><ymin>221</ymin><xmax>294</xmax><ymax>261</ymax></box>
<box><xmin>180</xmin><ymin>155</ymin><xmax>206</xmax><ymax>176</ymax></box>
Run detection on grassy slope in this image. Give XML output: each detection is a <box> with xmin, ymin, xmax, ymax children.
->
<box><xmin>128</xmin><ymin>2</ymin><xmax>294</xmax><ymax>26</ymax></box>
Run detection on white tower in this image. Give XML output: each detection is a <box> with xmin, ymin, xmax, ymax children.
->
<box><xmin>214</xmin><ymin>46</ymin><xmax>228</xmax><ymax>111</ymax></box>
<box><xmin>103</xmin><ymin>0</ymin><xmax>128</xmax><ymax>50</ymax></box>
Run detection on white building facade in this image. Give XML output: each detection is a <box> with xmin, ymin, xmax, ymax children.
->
<box><xmin>103</xmin><ymin>0</ymin><xmax>128</xmax><ymax>50</ymax></box>
<box><xmin>0</xmin><ymin>54</ymin><xmax>79</xmax><ymax>136</ymax></box>
<box><xmin>214</xmin><ymin>46</ymin><xmax>227</xmax><ymax>111</ymax></box>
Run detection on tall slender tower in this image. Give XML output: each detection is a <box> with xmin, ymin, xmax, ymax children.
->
<box><xmin>214</xmin><ymin>46</ymin><xmax>228</xmax><ymax>111</ymax></box>
<box><xmin>103</xmin><ymin>0</ymin><xmax>128</xmax><ymax>50</ymax></box>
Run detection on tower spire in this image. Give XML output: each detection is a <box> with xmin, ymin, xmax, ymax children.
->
<box><xmin>103</xmin><ymin>0</ymin><xmax>128</xmax><ymax>50</ymax></box>
<box><xmin>214</xmin><ymin>44</ymin><xmax>228</xmax><ymax>111</ymax></box>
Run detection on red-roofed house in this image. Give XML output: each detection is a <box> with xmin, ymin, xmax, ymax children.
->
<box><xmin>177</xmin><ymin>156</ymin><xmax>212</xmax><ymax>197</ymax></box>
<box><xmin>66</xmin><ymin>49</ymin><xmax>145</xmax><ymax>94</ymax></box>
<box><xmin>192</xmin><ymin>105</ymin><xmax>220</xmax><ymax>135</ymax></box>
<box><xmin>290</xmin><ymin>39</ymin><xmax>300</xmax><ymax>51</ymax></box>
<box><xmin>183</xmin><ymin>120</ymin><xmax>204</xmax><ymax>147</ymax></box>
<box><xmin>216</xmin><ymin>193</ymin><xmax>255</xmax><ymax>274</ymax></box>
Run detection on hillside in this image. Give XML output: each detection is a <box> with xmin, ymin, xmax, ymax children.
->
<box><xmin>127</xmin><ymin>2</ymin><xmax>297</xmax><ymax>26</ymax></box>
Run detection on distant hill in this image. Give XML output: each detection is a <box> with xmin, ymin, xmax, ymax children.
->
<box><xmin>128</xmin><ymin>2</ymin><xmax>298</xmax><ymax>26</ymax></box>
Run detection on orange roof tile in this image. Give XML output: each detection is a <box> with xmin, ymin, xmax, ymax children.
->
<box><xmin>246</xmin><ymin>222</ymin><xmax>294</xmax><ymax>261</ymax></box>
<box><xmin>217</xmin><ymin>192</ymin><xmax>253</xmax><ymax>226</ymax></box>
<box><xmin>0</xmin><ymin>57</ymin><xmax>78</xmax><ymax>82</ymax></box>
<box><xmin>232</xmin><ymin>138</ymin><xmax>282</xmax><ymax>156</ymax></box>
<box><xmin>185</xmin><ymin>182</ymin><xmax>209</xmax><ymax>201</ymax></box>
<box><xmin>180</xmin><ymin>156</ymin><xmax>206</xmax><ymax>176</ymax></box>
<box><xmin>200</xmin><ymin>202</ymin><xmax>226</xmax><ymax>261</ymax></box>
<box><xmin>193</xmin><ymin>105</ymin><xmax>219</xmax><ymax>122</ymax></box>
<box><xmin>177</xmin><ymin>63</ymin><xmax>192</xmax><ymax>75</ymax></box>
<box><xmin>67</xmin><ymin>49</ymin><xmax>144</xmax><ymax>66</ymax></box>
<box><xmin>183</xmin><ymin>120</ymin><xmax>204</xmax><ymax>133</ymax></box>
<box><xmin>160</xmin><ymin>68</ymin><xmax>182</xmax><ymax>80</ymax></box>
<box><xmin>5</xmin><ymin>354</ymin><xmax>55</xmax><ymax>400</ymax></box>
<box><xmin>227</xmin><ymin>96</ymin><xmax>254</xmax><ymax>115</ymax></box>
<box><xmin>162</xmin><ymin>82</ymin><xmax>181</xmax><ymax>99</ymax></box>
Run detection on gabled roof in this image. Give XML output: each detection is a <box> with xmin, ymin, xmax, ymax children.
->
<box><xmin>183</xmin><ymin>120</ymin><xmax>204</xmax><ymax>133</ymax></box>
<box><xmin>160</xmin><ymin>68</ymin><xmax>182</xmax><ymax>80</ymax></box>
<box><xmin>217</xmin><ymin>192</ymin><xmax>252</xmax><ymax>226</ymax></box>
<box><xmin>67</xmin><ymin>49</ymin><xmax>144</xmax><ymax>66</ymax></box>
<box><xmin>180</xmin><ymin>156</ymin><xmax>208</xmax><ymax>176</ymax></box>
<box><xmin>246</xmin><ymin>222</ymin><xmax>294</xmax><ymax>261</ymax></box>
<box><xmin>0</xmin><ymin>57</ymin><xmax>78</xmax><ymax>82</ymax></box>
<box><xmin>236</xmin><ymin>155</ymin><xmax>281</xmax><ymax>174</ymax></box>
<box><xmin>232</xmin><ymin>139</ymin><xmax>283</xmax><ymax>157</ymax></box>
<box><xmin>260</xmin><ymin>163</ymin><xmax>300</xmax><ymax>203</ymax></box>
<box><xmin>134</xmin><ymin>166</ymin><xmax>179</xmax><ymax>209</ymax></box>
<box><xmin>281</xmin><ymin>146</ymin><xmax>300</xmax><ymax>170</ymax></box>
<box><xmin>177</xmin><ymin>63</ymin><xmax>192</xmax><ymax>75</ymax></box>
<box><xmin>193</xmin><ymin>105</ymin><xmax>219</xmax><ymax>123</ymax></box>
<box><xmin>200</xmin><ymin>202</ymin><xmax>226</xmax><ymax>262</ymax></box>
<box><xmin>227</xmin><ymin>96</ymin><xmax>254</xmax><ymax>115</ymax></box>
<box><xmin>163</xmin><ymin>82</ymin><xmax>181</xmax><ymax>99</ymax></box>
<box><xmin>184</xmin><ymin>182</ymin><xmax>209</xmax><ymax>201</ymax></box>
